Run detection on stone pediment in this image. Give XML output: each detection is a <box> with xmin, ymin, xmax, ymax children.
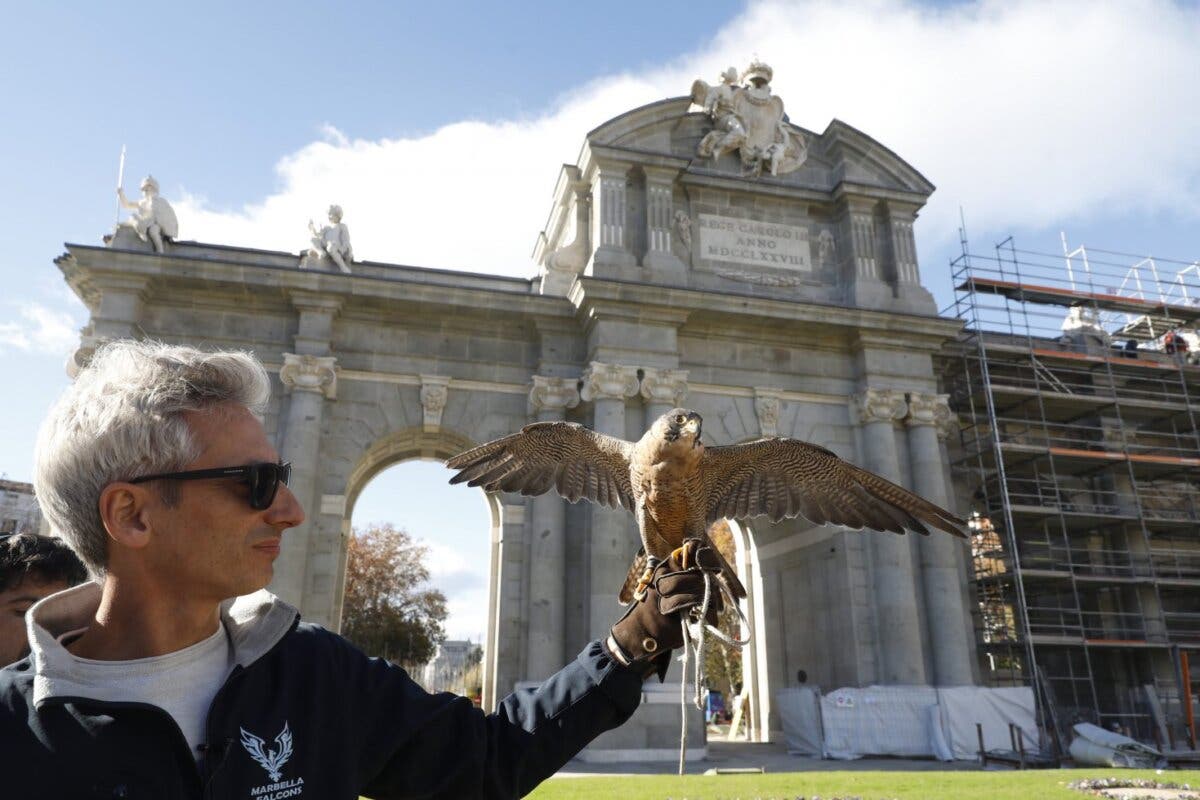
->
<box><xmin>584</xmin><ymin>97</ymin><xmax>931</xmax><ymax>197</ymax></box>
<box><xmin>535</xmin><ymin>78</ymin><xmax>938</xmax><ymax>315</ymax></box>
<box><xmin>819</xmin><ymin>119</ymin><xmax>934</xmax><ymax>196</ymax></box>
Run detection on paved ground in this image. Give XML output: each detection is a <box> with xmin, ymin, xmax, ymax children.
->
<box><xmin>556</xmin><ymin>738</ymin><xmax>984</xmax><ymax>777</ymax></box>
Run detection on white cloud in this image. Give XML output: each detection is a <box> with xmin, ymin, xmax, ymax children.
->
<box><xmin>422</xmin><ymin>540</ymin><xmax>485</xmax><ymax>593</ymax></box>
<box><xmin>421</xmin><ymin>538</ymin><xmax>489</xmax><ymax>642</ymax></box>
<box><xmin>443</xmin><ymin>589</ymin><xmax>489</xmax><ymax>643</ymax></box>
<box><xmin>0</xmin><ymin>302</ymin><xmax>81</xmax><ymax>356</ymax></box>
<box><xmin>176</xmin><ymin>0</ymin><xmax>1200</xmax><ymax>277</ymax></box>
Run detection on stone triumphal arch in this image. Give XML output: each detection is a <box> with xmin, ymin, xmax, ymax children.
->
<box><xmin>58</xmin><ymin>65</ymin><xmax>976</xmax><ymax>759</ymax></box>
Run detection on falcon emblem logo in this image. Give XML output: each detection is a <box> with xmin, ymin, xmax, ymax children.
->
<box><xmin>240</xmin><ymin>721</ymin><xmax>293</xmax><ymax>782</ymax></box>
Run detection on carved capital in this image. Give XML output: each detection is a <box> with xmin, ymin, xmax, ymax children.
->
<box><xmin>528</xmin><ymin>375</ymin><xmax>581</xmax><ymax>416</ymax></box>
<box><xmin>639</xmin><ymin>368</ymin><xmax>689</xmax><ymax>407</ymax></box>
<box><xmin>579</xmin><ymin>361</ymin><xmax>639</xmax><ymax>403</ymax></box>
<box><xmin>754</xmin><ymin>388</ymin><xmax>784</xmax><ymax>437</ymax></box>
<box><xmin>420</xmin><ymin>375</ymin><xmax>452</xmax><ymax>432</ymax></box>
<box><xmin>913</xmin><ymin>391</ymin><xmax>960</xmax><ymax>441</ymax></box>
<box><xmin>853</xmin><ymin>388</ymin><xmax>906</xmax><ymax>425</ymax></box>
<box><xmin>904</xmin><ymin>392</ymin><xmax>951</xmax><ymax>429</ymax></box>
<box><xmin>280</xmin><ymin>353</ymin><xmax>338</xmax><ymax>399</ymax></box>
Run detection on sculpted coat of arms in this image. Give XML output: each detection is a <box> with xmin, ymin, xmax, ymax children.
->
<box><xmin>690</xmin><ymin>61</ymin><xmax>807</xmax><ymax>178</ymax></box>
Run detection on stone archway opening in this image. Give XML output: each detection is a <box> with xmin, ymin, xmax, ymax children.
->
<box><xmin>341</xmin><ymin>427</ymin><xmax>505</xmax><ymax>709</ymax></box>
<box><xmin>726</xmin><ymin>519</ymin><xmax>772</xmax><ymax>743</ymax></box>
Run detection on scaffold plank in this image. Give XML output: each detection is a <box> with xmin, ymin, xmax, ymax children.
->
<box><xmin>958</xmin><ymin>277</ymin><xmax>1200</xmax><ymax>322</ymax></box>
<box><xmin>1048</xmin><ymin>446</ymin><xmax>1200</xmax><ymax>468</ymax></box>
<box><xmin>1029</xmin><ymin>347</ymin><xmax>1182</xmax><ymax>371</ymax></box>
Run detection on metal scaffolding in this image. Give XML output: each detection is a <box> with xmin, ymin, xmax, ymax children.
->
<box><xmin>942</xmin><ymin>234</ymin><xmax>1200</xmax><ymax>752</ymax></box>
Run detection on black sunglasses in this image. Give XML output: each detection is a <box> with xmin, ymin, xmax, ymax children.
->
<box><xmin>128</xmin><ymin>462</ymin><xmax>292</xmax><ymax>510</ymax></box>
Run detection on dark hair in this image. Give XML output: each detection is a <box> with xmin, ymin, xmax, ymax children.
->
<box><xmin>0</xmin><ymin>533</ymin><xmax>88</xmax><ymax>593</ymax></box>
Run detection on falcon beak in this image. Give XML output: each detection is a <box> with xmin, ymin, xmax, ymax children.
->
<box><xmin>685</xmin><ymin>417</ymin><xmax>702</xmax><ymax>446</ymax></box>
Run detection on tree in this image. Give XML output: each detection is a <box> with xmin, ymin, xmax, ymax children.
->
<box><xmin>342</xmin><ymin>523</ymin><xmax>448</xmax><ymax>669</ymax></box>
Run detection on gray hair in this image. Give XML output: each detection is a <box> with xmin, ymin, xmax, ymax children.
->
<box><xmin>33</xmin><ymin>340</ymin><xmax>271</xmax><ymax>577</ymax></box>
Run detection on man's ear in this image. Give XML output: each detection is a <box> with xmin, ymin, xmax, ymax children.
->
<box><xmin>98</xmin><ymin>483</ymin><xmax>155</xmax><ymax>551</ymax></box>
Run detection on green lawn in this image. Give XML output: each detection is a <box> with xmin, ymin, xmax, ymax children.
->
<box><xmin>525</xmin><ymin>769</ymin><xmax>1200</xmax><ymax>800</ymax></box>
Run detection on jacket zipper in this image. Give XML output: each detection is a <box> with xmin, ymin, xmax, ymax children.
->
<box><xmin>201</xmin><ymin>613</ymin><xmax>301</xmax><ymax>797</ymax></box>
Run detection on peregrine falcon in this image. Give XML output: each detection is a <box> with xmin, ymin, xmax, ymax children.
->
<box><xmin>447</xmin><ymin>408</ymin><xmax>965</xmax><ymax>603</ymax></box>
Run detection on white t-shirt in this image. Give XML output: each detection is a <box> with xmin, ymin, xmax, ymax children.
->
<box><xmin>60</xmin><ymin>623</ymin><xmax>234</xmax><ymax>761</ymax></box>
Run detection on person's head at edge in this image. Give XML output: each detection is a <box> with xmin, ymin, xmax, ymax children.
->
<box><xmin>0</xmin><ymin>533</ymin><xmax>88</xmax><ymax>665</ymax></box>
<box><xmin>32</xmin><ymin>340</ymin><xmax>305</xmax><ymax>659</ymax></box>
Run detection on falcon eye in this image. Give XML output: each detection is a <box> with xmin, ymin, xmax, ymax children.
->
<box><xmin>675</xmin><ymin>414</ymin><xmax>686</xmax><ymax>424</ymax></box>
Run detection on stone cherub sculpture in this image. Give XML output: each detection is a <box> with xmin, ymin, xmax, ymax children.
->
<box><xmin>303</xmin><ymin>204</ymin><xmax>353</xmax><ymax>273</ymax></box>
<box><xmin>112</xmin><ymin>175</ymin><xmax>179</xmax><ymax>253</ymax></box>
<box><xmin>691</xmin><ymin>61</ymin><xmax>807</xmax><ymax>178</ymax></box>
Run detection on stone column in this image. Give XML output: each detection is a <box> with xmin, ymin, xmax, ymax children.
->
<box><xmin>854</xmin><ymin>388</ymin><xmax>927</xmax><ymax>684</ymax></box>
<box><xmin>525</xmin><ymin>375</ymin><xmax>581</xmax><ymax>679</ymax></box>
<box><xmin>272</xmin><ymin>292</ymin><xmax>342</xmax><ymax>619</ymax></box>
<box><xmin>639</xmin><ymin>367</ymin><xmax>689</xmax><ymax>423</ymax></box>
<box><xmin>906</xmin><ymin>393</ymin><xmax>974</xmax><ymax>686</ymax></box>
<box><xmin>888</xmin><ymin>204</ymin><xmax>920</xmax><ymax>286</ymax></box>
<box><xmin>642</xmin><ymin>168</ymin><xmax>684</xmax><ymax>272</ymax></box>
<box><xmin>274</xmin><ymin>352</ymin><xmax>338</xmax><ymax>608</ymax></box>
<box><xmin>837</xmin><ymin>197</ymin><xmax>893</xmax><ymax>311</ymax></box>
<box><xmin>845</xmin><ymin>200</ymin><xmax>878</xmax><ymax>282</ymax></box>
<box><xmin>590</xmin><ymin>163</ymin><xmax>636</xmax><ymax>269</ymax></box>
<box><xmin>580</xmin><ymin>361</ymin><xmax>640</xmax><ymax>639</ymax></box>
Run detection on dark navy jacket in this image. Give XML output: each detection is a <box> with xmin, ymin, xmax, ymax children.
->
<box><xmin>0</xmin><ymin>585</ymin><xmax>645</xmax><ymax>799</ymax></box>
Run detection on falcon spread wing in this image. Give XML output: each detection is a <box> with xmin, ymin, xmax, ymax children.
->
<box><xmin>701</xmin><ymin>438</ymin><xmax>966</xmax><ymax>537</ymax></box>
<box><xmin>446</xmin><ymin>421</ymin><xmax>636</xmax><ymax>511</ymax></box>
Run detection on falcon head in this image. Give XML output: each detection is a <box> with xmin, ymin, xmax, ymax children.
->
<box><xmin>655</xmin><ymin>408</ymin><xmax>704</xmax><ymax>449</ymax></box>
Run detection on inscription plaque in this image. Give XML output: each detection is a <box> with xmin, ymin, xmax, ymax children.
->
<box><xmin>698</xmin><ymin>214</ymin><xmax>812</xmax><ymax>272</ymax></box>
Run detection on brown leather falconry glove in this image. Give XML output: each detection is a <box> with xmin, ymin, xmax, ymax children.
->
<box><xmin>606</xmin><ymin>539</ymin><xmax>725</xmax><ymax>681</ymax></box>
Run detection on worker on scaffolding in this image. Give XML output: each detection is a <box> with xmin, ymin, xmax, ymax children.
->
<box><xmin>1163</xmin><ymin>330</ymin><xmax>1188</xmax><ymax>358</ymax></box>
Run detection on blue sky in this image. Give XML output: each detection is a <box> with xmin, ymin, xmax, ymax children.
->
<box><xmin>4</xmin><ymin>0</ymin><xmax>1199</xmax><ymax>638</ymax></box>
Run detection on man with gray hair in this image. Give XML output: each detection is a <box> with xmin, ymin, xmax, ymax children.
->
<box><xmin>0</xmin><ymin>339</ymin><xmax>723</xmax><ymax>798</ymax></box>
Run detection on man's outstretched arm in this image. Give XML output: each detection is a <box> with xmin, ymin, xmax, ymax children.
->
<box><xmin>354</xmin><ymin>543</ymin><xmax>722</xmax><ymax>799</ymax></box>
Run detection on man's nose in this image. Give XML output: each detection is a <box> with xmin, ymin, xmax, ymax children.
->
<box><xmin>265</xmin><ymin>483</ymin><xmax>306</xmax><ymax>528</ymax></box>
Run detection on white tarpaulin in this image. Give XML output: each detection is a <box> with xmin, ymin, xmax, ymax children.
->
<box><xmin>821</xmin><ymin>686</ymin><xmax>940</xmax><ymax>759</ymax></box>
<box><xmin>776</xmin><ymin>687</ymin><xmax>824</xmax><ymax>756</ymax></box>
<box><xmin>936</xmin><ymin>686</ymin><xmax>1038</xmax><ymax>761</ymax></box>
<box><xmin>775</xmin><ymin>685</ymin><xmax>1039</xmax><ymax>761</ymax></box>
